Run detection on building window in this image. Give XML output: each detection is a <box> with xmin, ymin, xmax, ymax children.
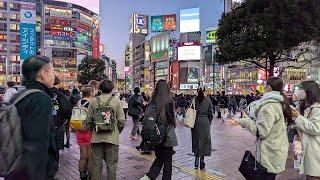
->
<box><xmin>9</xmin><ymin>23</ymin><xmax>19</xmax><ymax>31</ymax></box>
<box><xmin>0</xmin><ymin>2</ymin><xmax>7</xmax><ymax>10</ymax></box>
<box><xmin>9</xmin><ymin>3</ymin><xmax>20</xmax><ymax>11</ymax></box>
<box><xmin>0</xmin><ymin>44</ymin><xmax>7</xmax><ymax>52</ymax></box>
<box><xmin>9</xmin><ymin>34</ymin><xmax>19</xmax><ymax>43</ymax></box>
<box><xmin>10</xmin><ymin>45</ymin><xmax>19</xmax><ymax>53</ymax></box>
<box><xmin>0</xmin><ymin>23</ymin><xmax>7</xmax><ymax>31</ymax></box>
<box><xmin>10</xmin><ymin>55</ymin><xmax>20</xmax><ymax>62</ymax></box>
<box><xmin>0</xmin><ymin>12</ymin><xmax>7</xmax><ymax>20</ymax></box>
<box><xmin>10</xmin><ymin>13</ymin><xmax>20</xmax><ymax>21</ymax></box>
<box><xmin>0</xmin><ymin>33</ymin><xmax>7</xmax><ymax>42</ymax></box>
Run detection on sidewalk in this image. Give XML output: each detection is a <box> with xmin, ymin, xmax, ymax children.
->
<box><xmin>56</xmin><ymin>113</ymin><xmax>303</xmax><ymax>180</ymax></box>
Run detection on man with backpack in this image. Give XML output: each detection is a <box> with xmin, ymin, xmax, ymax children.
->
<box><xmin>50</xmin><ymin>76</ymin><xmax>72</xmax><ymax>179</ymax></box>
<box><xmin>85</xmin><ymin>79</ymin><xmax>125</xmax><ymax>180</ymax></box>
<box><xmin>128</xmin><ymin>87</ymin><xmax>144</xmax><ymax>140</ymax></box>
<box><xmin>1</xmin><ymin>56</ymin><xmax>56</xmax><ymax>180</ymax></box>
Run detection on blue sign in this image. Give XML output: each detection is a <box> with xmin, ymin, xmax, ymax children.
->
<box><xmin>20</xmin><ymin>23</ymin><xmax>36</xmax><ymax>59</ymax></box>
<box><xmin>136</xmin><ymin>15</ymin><xmax>146</xmax><ymax>27</ymax></box>
<box><xmin>151</xmin><ymin>16</ymin><xmax>164</xmax><ymax>32</ymax></box>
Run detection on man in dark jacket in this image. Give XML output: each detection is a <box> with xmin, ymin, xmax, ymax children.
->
<box><xmin>51</xmin><ymin>77</ymin><xmax>72</xmax><ymax>167</ymax></box>
<box><xmin>8</xmin><ymin>56</ymin><xmax>56</xmax><ymax>180</ymax></box>
<box><xmin>128</xmin><ymin>87</ymin><xmax>144</xmax><ymax>139</ymax></box>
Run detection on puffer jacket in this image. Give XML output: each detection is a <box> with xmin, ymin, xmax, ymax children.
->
<box><xmin>295</xmin><ymin>103</ymin><xmax>320</xmax><ymax>177</ymax></box>
<box><xmin>239</xmin><ymin>91</ymin><xmax>289</xmax><ymax>174</ymax></box>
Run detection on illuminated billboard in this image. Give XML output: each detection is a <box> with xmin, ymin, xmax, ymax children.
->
<box><xmin>164</xmin><ymin>14</ymin><xmax>176</xmax><ymax>31</ymax></box>
<box><xmin>131</xmin><ymin>13</ymin><xmax>148</xmax><ymax>34</ymax></box>
<box><xmin>206</xmin><ymin>28</ymin><xmax>218</xmax><ymax>44</ymax></box>
<box><xmin>180</xmin><ymin>8</ymin><xmax>200</xmax><ymax>33</ymax></box>
<box><xmin>178</xmin><ymin>46</ymin><xmax>201</xmax><ymax>60</ymax></box>
<box><xmin>151</xmin><ymin>16</ymin><xmax>164</xmax><ymax>32</ymax></box>
<box><xmin>151</xmin><ymin>14</ymin><xmax>176</xmax><ymax>32</ymax></box>
<box><xmin>150</xmin><ymin>33</ymin><xmax>170</xmax><ymax>53</ymax></box>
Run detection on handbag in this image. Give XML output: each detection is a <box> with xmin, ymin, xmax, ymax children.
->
<box><xmin>239</xmin><ymin>130</ymin><xmax>268</xmax><ymax>179</ymax></box>
<box><xmin>184</xmin><ymin>98</ymin><xmax>196</xmax><ymax>128</ymax></box>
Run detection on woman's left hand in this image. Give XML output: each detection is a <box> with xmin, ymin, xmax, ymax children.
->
<box><xmin>228</xmin><ymin>117</ymin><xmax>240</xmax><ymax>126</ymax></box>
<box><xmin>291</xmin><ymin>106</ymin><xmax>301</xmax><ymax>118</ymax></box>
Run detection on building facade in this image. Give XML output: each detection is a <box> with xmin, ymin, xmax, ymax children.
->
<box><xmin>0</xmin><ymin>0</ymin><xmax>43</xmax><ymax>84</ymax></box>
<box><xmin>43</xmin><ymin>0</ymin><xmax>100</xmax><ymax>87</ymax></box>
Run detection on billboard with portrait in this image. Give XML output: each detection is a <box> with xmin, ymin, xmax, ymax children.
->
<box><xmin>180</xmin><ymin>8</ymin><xmax>200</xmax><ymax>33</ymax></box>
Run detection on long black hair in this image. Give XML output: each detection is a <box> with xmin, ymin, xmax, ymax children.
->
<box><xmin>150</xmin><ymin>80</ymin><xmax>174</xmax><ymax>126</ymax></box>
<box><xmin>300</xmin><ymin>81</ymin><xmax>320</xmax><ymax>107</ymax></box>
<box><xmin>21</xmin><ymin>55</ymin><xmax>51</xmax><ymax>86</ymax></box>
<box><xmin>197</xmin><ymin>87</ymin><xmax>206</xmax><ymax>103</ymax></box>
<box><xmin>266</xmin><ymin>77</ymin><xmax>293</xmax><ymax>124</ymax></box>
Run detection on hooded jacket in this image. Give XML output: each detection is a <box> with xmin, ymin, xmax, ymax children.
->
<box><xmin>239</xmin><ymin>91</ymin><xmax>289</xmax><ymax>174</ymax></box>
<box><xmin>295</xmin><ymin>103</ymin><xmax>320</xmax><ymax>176</ymax></box>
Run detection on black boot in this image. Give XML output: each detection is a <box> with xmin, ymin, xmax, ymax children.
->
<box><xmin>80</xmin><ymin>175</ymin><xmax>88</xmax><ymax>180</ymax></box>
<box><xmin>217</xmin><ymin>112</ymin><xmax>221</xmax><ymax>118</ymax></box>
<box><xmin>200</xmin><ymin>156</ymin><xmax>205</xmax><ymax>170</ymax></box>
<box><xmin>195</xmin><ymin>156</ymin><xmax>200</xmax><ymax>169</ymax></box>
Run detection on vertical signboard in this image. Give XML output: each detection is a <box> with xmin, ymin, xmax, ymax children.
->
<box><xmin>20</xmin><ymin>2</ymin><xmax>36</xmax><ymax>60</ymax></box>
<box><xmin>92</xmin><ymin>16</ymin><xmax>100</xmax><ymax>58</ymax></box>
<box><xmin>133</xmin><ymin>14</ymin><xmax>148</xmax><ymax>34</ymax></box>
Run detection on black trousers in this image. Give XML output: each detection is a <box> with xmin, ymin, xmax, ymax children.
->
<box><xmin>265</xmin><ymin>172</ymin><xmax>277</xmax><ymax>180</ymax></box>
<box><xmin>147</xmin><ymin>145</ymin><xmax>173</xmax><ymax>180</ymax></box>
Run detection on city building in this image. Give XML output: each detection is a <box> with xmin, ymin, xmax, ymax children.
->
<box><xmin>0</xmin><ymin>0</ymin><xmax>43</xmax><ymax>84</ymax></box>
<box><xmin>43</xmin><ymin>0</ymin><xmax>100</xmax><ymax>87</ymax></box>
<box><xmin>128</xmin><ymin>13</ymin><xmax>148</xmax><ymax>89</ymax></box>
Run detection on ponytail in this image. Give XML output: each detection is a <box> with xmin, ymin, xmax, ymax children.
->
<box><xmin>197</xmin><ymin>87</ymin><xmax>205</xmax><ymax>103</ymax></box>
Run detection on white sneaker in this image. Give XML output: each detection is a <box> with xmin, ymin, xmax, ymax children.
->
<box><xmin>140</xmin><ymin>175</ymin><xmax>151</xmax><ymax>180</ymax></box>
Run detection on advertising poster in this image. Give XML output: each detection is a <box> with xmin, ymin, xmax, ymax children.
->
<box><xmin>20</xmin><ymin>2</ymin><xmax>36</xmax><ymax>60</ymax></box>
<box><xmin>151</xmin><ymin>16</ymin><xmax>164</xmax><ymax>32</ymax></box>
<box><xmin>187</xmin><ymin>67</ymin><xmax>199</xmax><ymax>83</ymax></box>
<box><xmin>133</xmin><ymin>14</ymin><xmax>148</xmax><ymax>34</ymax></box>
<box><xmin>178</xmin><ymin>46</ymin><xmax>201</xmax><ymax>60</ymax></box>
<box><xmin>163</xmin><ymin>14</ymin><xmax>176</xmax><ymax>31</ymax></box>
<box><xmin>92</xmin><ymin>17</ymin><xmax>100</xmax><ymax>58</ymax></box>
<box><xmin>180</xmin><ymin>8</ymin><xmax>200</xmax><ymax>33</ymax></box>
<box><xmin>206</xmin><ymin>28</ymin><xmax>218</xmax><ymax>44</ymax></box>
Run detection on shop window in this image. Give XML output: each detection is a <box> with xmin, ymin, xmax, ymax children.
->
<box><xmin>9</xmin><ymin>34</ymin><xmax>19</xmax><ymax>43</ymax></box>
<box><xmin>10</xmin><ymin>55</ymin><xmax>20</xmax><ymax>62</ymax></box>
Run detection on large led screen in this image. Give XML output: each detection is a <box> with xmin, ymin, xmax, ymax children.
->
<box><xmin>180</xmin><ymin>8</ymin><xmax>200</xmax><ymax>33</ymax></box>
<box><xmin>178</xmin><ymin>46</ymin><xmax>201</xmax><ymax>60</ymax></box>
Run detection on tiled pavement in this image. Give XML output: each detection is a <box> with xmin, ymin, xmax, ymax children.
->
<box><xmin>57</xmin><ymin>113</ymin><xmax>304</xmax><ymax>180</ymax></box>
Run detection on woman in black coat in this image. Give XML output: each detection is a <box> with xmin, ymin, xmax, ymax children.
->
<box><xmin>191</xmin><ymin>87</ymin><xmax>213</xmax><ymax>169</ymax></box>
<box><xmin>8</xmin><ymin>56</ymin><xmax>57</xmax><ymax>180</ymax></box>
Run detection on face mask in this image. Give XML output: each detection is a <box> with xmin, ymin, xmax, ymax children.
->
<box><xmin>296</xmin><ymin>91</ymin><xmax>306</xmax><ymax>101</ymax></box>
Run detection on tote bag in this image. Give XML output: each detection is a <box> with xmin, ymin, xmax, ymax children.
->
<box><xmin>184</xmin><ymin>99</ymin><xmax>196</xmax><ymax>128</ymax></box>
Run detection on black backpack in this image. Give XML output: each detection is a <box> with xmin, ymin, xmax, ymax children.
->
<box><xmin>141</xmin><ymin>104</ymin><xmax>167</xmax><ymax>146</ymax></box>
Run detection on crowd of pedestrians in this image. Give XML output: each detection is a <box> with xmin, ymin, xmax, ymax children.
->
<box><xmin>1</xmin><ymin>55</ymin><xmax>320</xmax><ymax>180</ymax></box>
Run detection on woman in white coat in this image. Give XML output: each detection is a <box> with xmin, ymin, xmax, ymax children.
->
<box><xmin>292</xmin><ymin>81</ymin><xmax>320</xmax><ymax>179</ymax></box>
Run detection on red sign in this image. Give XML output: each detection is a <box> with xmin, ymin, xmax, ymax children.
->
<box><xmin>49</xmin><ymin>19</ymin><xmax>71</xmax><ymax>26</ymax></box>
<box><xmin>78</xmin><ymin>22</ymin><xmax>91</xmax><ymax>31</ymax></box>
<box><xmin>171</xmin><ymin>61</ymin><xmax>180</xmax><ymax>90</ymax></box>
<box><xmin>92</xmin><ymin>36</ymin><xmax>100</xmax><ymax>58</ymax></box>
<box><xmin>179</xmin><ymin>41</ymin><xmax>201</xmax><ymax>46</ymax></box>
<box><xmin>164</xmin><ymin>14</ymin><xmax>176</xmax><ymax>31</ymax></box>
<box><xmin>50</xmin><ymin>29</ymin><xmax>76</xmax><ymax>37</ymax></box>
